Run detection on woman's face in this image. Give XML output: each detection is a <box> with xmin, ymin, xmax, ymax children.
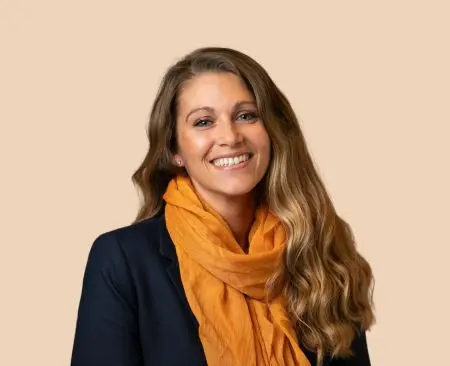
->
<box><xmin>174</xmin><ymin>72</ymin><xmax>271</xmax><ymax>203</ymax></box>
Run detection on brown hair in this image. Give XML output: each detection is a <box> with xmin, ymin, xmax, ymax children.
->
<box><xmin>131</xmin><ymin>47</ymin><xmax>375</xmax><ymax>364</ymax></box>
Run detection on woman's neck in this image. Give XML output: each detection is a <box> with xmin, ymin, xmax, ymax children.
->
<box><xmin>218</xmin><ymin>196</ymin><xmax>255</xmax><ymax>252</ymax></box>
<box><xmin>194</xmin><ymin>187</ymin><xmax>256</xmax><ymax>251</ymax></box>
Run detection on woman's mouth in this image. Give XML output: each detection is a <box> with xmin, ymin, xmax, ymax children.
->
<box><xmin>210</xmin><ymin>153</ymin><xmax>252</xmax><ymax>170</ymax></box>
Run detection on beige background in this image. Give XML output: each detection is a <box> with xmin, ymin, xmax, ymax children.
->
<box><xmin>1</xmin><ymin>1</ymin><xmax>449</xmax><ymax>365</ymax></box>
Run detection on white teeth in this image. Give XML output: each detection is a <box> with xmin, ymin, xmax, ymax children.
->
<box><xmin>212</xmin><ymin>154</ymin><xmax>250</xmax><ymax>167</ymax></box>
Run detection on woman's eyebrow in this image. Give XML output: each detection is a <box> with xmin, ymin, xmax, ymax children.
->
<box><xmin>232</xmin><ymin>101</ymin><xmax>257</xmax><ymax>112</ymax></box>
<box><xmin>185</xmin><ymin>101</ymin><xmax>257</xmax><ymax>122</ymax></box>
<box><xmin>185</xmin><ymin>106</ymin><xmax>215</xmax><ymax>122</ymax></box>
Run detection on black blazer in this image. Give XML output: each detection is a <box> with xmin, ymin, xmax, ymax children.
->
<box><xmin>71</xmin><ymin>210</ymin><xmax>371</xmax><ymax>366</ymax></box>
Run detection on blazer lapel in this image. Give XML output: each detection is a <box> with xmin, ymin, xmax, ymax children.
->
<box><xmin>157</xmin><ymin>213</ymin><xmax>199</xmax><ymax>328</ymax></box>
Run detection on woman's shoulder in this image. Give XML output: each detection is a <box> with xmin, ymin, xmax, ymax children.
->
<box><xmin>86</xmin><ymin>212</ymin><xmax>169</xmax><ymax>275</ymax></box>
<box><xmin>97</xmin><ymin>212</ymin><xmax>165</xmax><ymax>246</ymax></box>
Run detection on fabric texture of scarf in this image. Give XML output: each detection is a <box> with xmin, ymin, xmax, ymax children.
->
<box><xmin>163</xmin><ymin>175</ymin><xmax>311</xmax><ymax>366</ymax></box>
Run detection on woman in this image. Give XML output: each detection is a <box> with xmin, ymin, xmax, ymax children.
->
<box><xmin>71</xmin><ymin>47</ymin><xmax>375</xmax><ymax>366</ymax></box>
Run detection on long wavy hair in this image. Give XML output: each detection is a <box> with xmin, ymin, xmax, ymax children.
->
<box><xmin>131</xmin><ymin>47</ymin><xmax>375</xmax><ymax>364</ymax></box>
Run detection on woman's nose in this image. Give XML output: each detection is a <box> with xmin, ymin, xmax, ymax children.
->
<box><xmin>216</xmin><ymin>119</ymin><xmax>244</xmax><ymax>146</ymax></box>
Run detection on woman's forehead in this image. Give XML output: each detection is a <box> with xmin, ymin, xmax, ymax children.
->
<box><xmin>177</xmin><ymin>72</ymin><xmax>254</xmax><ymax>113</ymax></box>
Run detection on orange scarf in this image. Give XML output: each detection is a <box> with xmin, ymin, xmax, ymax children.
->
<box><xmin>163</xmin><ymin>176</ymin><xmax>311</xmax><ymax>366</ymax></box>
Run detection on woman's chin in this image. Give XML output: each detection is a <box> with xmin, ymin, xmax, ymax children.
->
<box><xmin>213</xmin><ymin>181</ymin><xmax>258</xmax><ymax>198</ymax></box>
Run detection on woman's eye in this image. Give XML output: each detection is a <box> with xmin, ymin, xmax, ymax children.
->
<box><xmin>237</xmin><ymin>112</ymin><xmax>258</xmax><ymax>121</ymax></box>
<box><xmin>194</xmin><ymin>119</ymin><xmax>212</xmax><ymax>127</ymax></box>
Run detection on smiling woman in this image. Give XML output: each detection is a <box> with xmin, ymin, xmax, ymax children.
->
<box><xmin>71</xmin><ymin>47</ymin><xmax>375</xmax><ymax>366</ymax></box>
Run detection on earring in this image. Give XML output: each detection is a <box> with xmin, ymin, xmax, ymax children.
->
<box><xmin>176</xmin><ymin>160</ymin><xmax>182</xmax><ymax>166</ymax></box>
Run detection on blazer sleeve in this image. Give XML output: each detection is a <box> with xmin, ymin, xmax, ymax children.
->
<box><xmin>71</xmin><ymin>233</ymin><xmax>143</xmax><ymax>366</ymax></box>
<box><xmin>330</xmin><ymin>330</ymin><xmax>371</xmax><ymax>366</ymax></box>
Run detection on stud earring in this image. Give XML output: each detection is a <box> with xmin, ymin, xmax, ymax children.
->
<box><xmin>176</xmin><ymin>160</ymin><xmax>182</xmax><ymax>166</ymax></box>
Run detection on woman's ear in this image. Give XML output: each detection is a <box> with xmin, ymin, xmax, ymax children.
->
<box><xmin>172</xmin><ymin>154</ymin><xmax>184</xmax><ymax>167</ymax></box>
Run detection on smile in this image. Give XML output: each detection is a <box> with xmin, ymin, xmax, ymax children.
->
<box><xmin>211</xmin><ymin>153</ymin><xmax>252</xmax><ymax>168</ymax></box>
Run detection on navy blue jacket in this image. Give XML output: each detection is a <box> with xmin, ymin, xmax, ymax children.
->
<box><xmin>71</xmin><ymin>210</ymin><xmax>371</xmax><ymax>365</ymax></box>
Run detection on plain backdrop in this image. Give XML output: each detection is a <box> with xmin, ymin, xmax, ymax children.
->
<box><xmin>1</xmin><ymin>1</ymin><xmax>449</xmax><ymax>365</ymax></box>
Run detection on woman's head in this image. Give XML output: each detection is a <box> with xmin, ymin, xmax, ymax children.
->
<box><xmin>132</xmin><ymin>47</ymin><xmax>374</xmax><ymax>363</ymax></box>
<box><xmin>133</xmin><ymin>46</ymin><xmax>314</xmax><ymax>216</ymax></box>
<box><xmin>173</xmin><ymin>71</ymin><xmax>271</xmax><ymax>205</ymax></box>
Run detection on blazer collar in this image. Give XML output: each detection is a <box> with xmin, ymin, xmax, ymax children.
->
<box><xmin>157</xmin><ymin>211</ymin><xmax>177</xmax><ymax>263</ymax></box>
<box><xmin>156</xmin><ymin>208</ymin><xmax>199</xmax><ymax>328</ymax></box>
